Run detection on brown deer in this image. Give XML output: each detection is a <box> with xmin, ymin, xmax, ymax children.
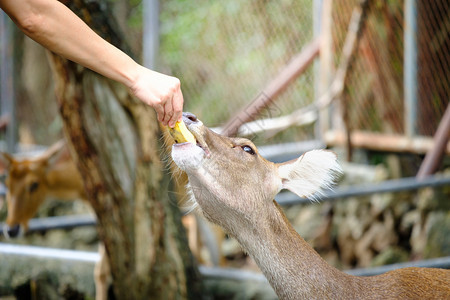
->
<box><xmin>171</xmin><ymin>112</ymin><xmax>450</xmax><ymax>300</ymax></box>
<box><xmin>0</xmin><ymin>140</ymin><xmax>109</xmax><ymax>300</ymax></box>
<box><xmin>0</xmin><ymin>141</ymin><xmax>85</xmax><ymax>237</ymax></box>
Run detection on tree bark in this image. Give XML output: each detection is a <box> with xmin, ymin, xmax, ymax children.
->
<box><xmin>46</xmin><ymin>1</ymin><xmax>200</xmax><ymax>298</ymax></box>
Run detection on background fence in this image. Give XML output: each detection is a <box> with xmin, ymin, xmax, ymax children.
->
<box><xmin>331</xmin><ymin>0</ymin><xmax>449</xmax><ymax>137</ymax></box>
<box><xmin>3</xmin><ymin>0</ymin><xmax>448</xmax><ymax>149</ymax></box>
<box><xmin>158</xmin><ymin>0</ymin><xmax>449</xmax><ymax>148</ymax></box>
<box><xmin>159</xmin><ymin>0</ymin><xmax>317</xmax><ymax>144</ymax></box>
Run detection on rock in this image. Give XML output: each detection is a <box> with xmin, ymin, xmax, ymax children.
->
<box><xmin>371</xmin><ymin>247</ymin><xmax>409</xmax><ymax>267</ymax></box>
<box><xmin>423</xmin><ymin>211</ymin><xmax>450</xmax><ymax>258</ymax></box>
<box><xmin>0</xmin><ymin>253</ymin><xmax>95</xmax><ymax>298</ymax></box>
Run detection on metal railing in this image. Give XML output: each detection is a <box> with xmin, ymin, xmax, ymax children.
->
<box><xmin>276</xmin><ymin>174</ymin><xmax>450</xmax><ymax>205</ymax></box>
<box><xmin>1</xmin><ymin>243</ymin><xmax>449</xmax><ymax>282</ymax></box>
<box><xmin>3</xmin><ymin>175</ymin><xmax>449</xmax><ymax>236</ymax></box>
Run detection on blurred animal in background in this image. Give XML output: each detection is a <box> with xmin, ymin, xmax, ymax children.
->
<box><xmin>0</xmin><ymin>140</ymin><xmax>110</xmax><ymax>300</ymax></box>
<box><xmin>0</xmin><ymin>140</ymin><xmax>84</xmax><ymax>237</ymax></box>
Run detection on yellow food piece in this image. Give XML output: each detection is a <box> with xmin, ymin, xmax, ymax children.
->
<box><xmin>169</xmin><ymin>120</ymin><xmax>196</xmax><ymax>144</ymax></box>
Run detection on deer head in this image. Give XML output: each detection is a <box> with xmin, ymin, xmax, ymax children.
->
<box><xmin>171</xmin><ymin>112</ymin><xmax>341</xmax><ymax>236</ymax></box>
<box><xmin>0</xmin><ymin>140</ymin><xmax>81</xmax><ymax>237</ymax></box>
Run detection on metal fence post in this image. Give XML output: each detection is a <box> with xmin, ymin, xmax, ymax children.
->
<box><xmin>313</xmin><ymin>0</ymin><xmax>324</xmax><ymax>141</ymax></box>
<box><xmin>316</xmin><ymin>0</ymin><xmax>334</xmax><ymax>140</ymax></box>
<box><xmin>404</xmin><ymin>0</ymin><xmax>418</xmax><ymax>137</ymax></box>
<box><xmin>0</xmin><ymin>11</ymin><xmax>16</xmax><ymax>153</ymax></box>
<box><xmin>143</xmin><ymin>0</ymin><xmax>160</xmax><ymax>69</ymax></box>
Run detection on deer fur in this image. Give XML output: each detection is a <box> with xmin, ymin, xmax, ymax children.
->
<box><xmin>171</xmin><ymin>112</ymin><xmax>450</xmax><ymax>300</ymax></box>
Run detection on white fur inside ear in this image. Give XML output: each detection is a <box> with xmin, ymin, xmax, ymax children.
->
<box><xmin>278</xmin><ymin>150</ymin><xmax>342</xmax><ymax>200</ymax></box>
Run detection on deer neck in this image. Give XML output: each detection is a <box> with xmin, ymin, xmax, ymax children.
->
<box><xmin>232</xmin><ymin>200</ymin><xmax>365</xmax><ymax>300</ymax></box>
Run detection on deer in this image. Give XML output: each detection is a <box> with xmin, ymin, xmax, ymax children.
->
<box><xmin>0</xmin><ymin>141</ymin><xmax>85</xmax><ymax>237</ymax></box>
<box><xmin>170</xmin><ymin>112</ymin><xmax>450</xmax><ymax>300</ymax></box>
<box><xmin>0</xmin><ymin>140</ymin><xmax>109</xmax><ymax>300</ymax></box>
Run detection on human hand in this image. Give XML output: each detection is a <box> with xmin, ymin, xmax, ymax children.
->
<box><xmin>129</xmin><ymin>66</ymin><xmax>184</xmax><ymax>127</ymax></box>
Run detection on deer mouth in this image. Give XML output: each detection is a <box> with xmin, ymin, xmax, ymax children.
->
<box><xmin>171</xmin><ymin>121</ymin><xmax>213</xmax><ymax>172</ymax></box>
<box><xmin>191</xmin><ymin>130</ymin><xmax>211</xmax><ymax>157</ymax></box>
<box><xmin>172</xmin><ymin>138</ymin><xmax>207</xmax><ymax>153</ymax></box>
<box><xmin>170</xmin><ymin>121</ymin><xmax>211</xmax><ymax>157</ymax></box>
<box><xmin>174</xmin><ymin>129</ymin><xmax>211</xmax><ymax>158</ymax></box>
<box><xmin>171</xmin><ymin>137</ymin><xmax>208</xmax><ymax>172</ymax></box>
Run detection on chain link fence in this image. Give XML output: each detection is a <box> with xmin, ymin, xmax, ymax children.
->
<box><xmin>159</xmin><ymin>0</ymin><xmax>316</xmax><ymax>143</ymax></box>
<box><xmin>159</xmin><ymin>0</ymin><xmax>449</xmax><ymax>146</ymax></box>
<box><xmin>332</xmin><ymin>0</ymin><xmax>449</xmax><ymax>137</ymax></box>
<box><xmin>416</xmin><ymin>0</ymin><xmax>449</xmax><ymax>136</ymax></box>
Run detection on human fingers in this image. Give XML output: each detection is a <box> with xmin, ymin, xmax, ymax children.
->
<box><xmin>165</xmin><ymin>90</ymin><xmax>183</xmax><ymax>127</ymax></box>
<box><xmin>164</xmin><ymin>78</ymin><xmax>183</xmax><ymax>127</ymax></box>
<box><xmin>154</xmin><ymin>101</ymin><xmax>165</xmax><ymax>124</ymax></box>
<box><xmin>162</xmin><ymin>95</ymin><xmax>175</xmax><ymax>127</ymax></box>
<box><xmin>172</xmin><ymin>88</ymin><xmax>184</xmax><ymax>123</ymax></box>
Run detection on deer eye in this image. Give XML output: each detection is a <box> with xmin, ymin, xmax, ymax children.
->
<box><xmin>29</xmin><ymin>182</ymin><xmax>40</xmax><ymax>193</ymax></box>
<box><xmin>241</xmin><ymin>145</ymin><xmax>255</xmax><ymax>155</ymax></box>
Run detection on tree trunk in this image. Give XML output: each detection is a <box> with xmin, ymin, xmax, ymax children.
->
<box><xmin>46</xmin><ymin>1</ymin><xmax>200</xmax><ymax>299</ymax></box>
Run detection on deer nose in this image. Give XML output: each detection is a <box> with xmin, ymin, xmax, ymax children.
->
<box><xmin>183</xmin><ymin>112</ymin><xmax>198</xmax><ymax>125</ymax></box>
<box><xmin>3</xmin><ymin>224</ymin><xmax>21</xmax><ymax>238</ymax></box>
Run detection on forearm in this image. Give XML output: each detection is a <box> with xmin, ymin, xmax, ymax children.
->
<box><xmin>1</xmin><ymin>0</ymin><xmax>184</xmax><ymax>126</ymax></box>
<box><xmin>1</xmin><ymin>0</ymin><xmax>139</xmax><ymax>88</ymax></box>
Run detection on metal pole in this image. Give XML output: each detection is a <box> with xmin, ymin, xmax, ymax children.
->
<box><xmin>317</xmin><ymin>0</ymin><xmax>333</xmax><ymax>139</ymax></box>
<box><xmin>0</xmin><ymin>214</ymin><xmax>96</xmax><ymax>237</ymax></box>
<box><xmin>0</xmin><ymin>243</ymin><xmax>100</xmax><ymax>263</ymax></box>
<box><xmin>0</xmin><ymin>11</ymin><xmax>16</xmax><ymax>152</ymax></box>
<box><xmin>2</xmin><ymin>175</ymin><xmax>448</xmax><ymax>235</ymax></box>
<box><xmin>143</xmin><ymin>0</ymin><xmax>159</xmax><ymax>69</ymax></box>
<box><xmin>404</xmin><ymin>0</ymin><xmax>418</xmax><ymax>137</ymax></box>
<box><xmin>1</xmin><ymin>243</ymin><xmax>449</xmax><ymax>278</ymax></box>
<box><xmin>313</xmin><ymin>0</ymin><xmax>324</xmax><ymax>142</ymax></box>
<box><xmin>276</xmin><ymin>175</ymin><xmax>450</xmax><ymax>205</ymax></box>
<box><xmin>346</xmin><ymin>256</ymin><xmax>450</xmax><ymax>276</ymax></box>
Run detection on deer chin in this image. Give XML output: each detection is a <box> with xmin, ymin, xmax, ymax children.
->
<box><xmin>172</xmin><ymin>142</ymin><xmax>206</xmax><ymax>172</ymax></box>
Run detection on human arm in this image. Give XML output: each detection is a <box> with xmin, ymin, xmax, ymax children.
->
<box><xmin>0</xmin><ymin>0</ymin><xmax>183</xmax><ymax>126</ymax></box>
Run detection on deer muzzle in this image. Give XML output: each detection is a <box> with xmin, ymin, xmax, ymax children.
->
<box><xmin>170</xmin><ymin>112</ymin><xmax>211</xmax><ymax>171</ymax></box>
<box><xmin>2</xmin><ymin>223</ymin><xmax>22</xmax><ymax>238</ymax></box>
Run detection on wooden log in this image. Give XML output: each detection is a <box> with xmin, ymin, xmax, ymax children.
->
<box><xmin>417</xmin><ymin>104</ymin><xmax>450</xmax><ymax>178</ymax></box>
<box><xmin>324</xmin><ymin>130</ymin><xmax>450</xmax><ymax>154</ymax></box>
<box><xmin>221</xmin><ymin>38</ymin><xmax>321</xmax><ymax>137</ymax></box>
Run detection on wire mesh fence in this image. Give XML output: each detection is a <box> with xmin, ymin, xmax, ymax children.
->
<box><xmin>416</xmin><ymin>0</ymin><xmax>449</xmax><ymax>136</ymax></box>
<box><xmin>159</xmin><ymin>0</ymin><xmax>316</xmax><ymax>143</ymax></box>
<box><xmin>159</xmin><ymin>0</ymin><xmax>449</xmax><ymax>145</ymax></box>
<box><xmin>333</xmin><ymin>0</ymin><xmax>405</xmax><ymax>134</ymax></box>
<box><xmin>332</xmin><ymin>0</ymin><xmax>449</xmax><ymax>137</ymax></box>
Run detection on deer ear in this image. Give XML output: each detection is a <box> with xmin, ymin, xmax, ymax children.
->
<box><xmin>277</xmin><ymin>150</ymin><xmax>342</xmax><ymax>199</ymax></box>
<box><xmin>0</xmin><ymin>152</ymin><xmax>14</xmax><ymax>170</ymax></box>
<box><xmin>41</xmin><ymin>140</ymin><xmax>68</xmax><ymax>167</ymax></box>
